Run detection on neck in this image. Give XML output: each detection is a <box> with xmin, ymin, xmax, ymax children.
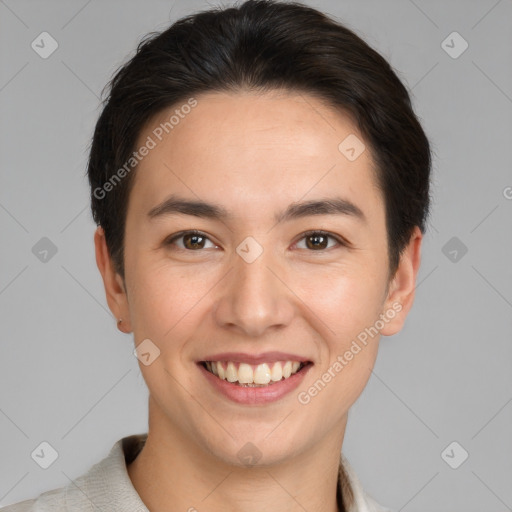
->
<box><xmin>127</xmin><ymin>401</ymin><xmax>348</xmax><ymax>512</ymax></box>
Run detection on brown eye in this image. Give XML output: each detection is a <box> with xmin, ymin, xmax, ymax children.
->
<box><xmin>165</xmin><ymin>230</ymin><xmax>216</xmax><ymax>251</ymax></box>
<box><xmin>182</xmin><ymin>233</ymin><xmax>206</xmax><ymax>249</ymax></box>
<box><xmin>306</xmin><ymin>233</ymin><xmax>328</xmax><ymax>250</ymax></box>
<box><xmin>295</xmin><ymin>231</ymin><xmax>344</xmax><ymax>251</ymax></box>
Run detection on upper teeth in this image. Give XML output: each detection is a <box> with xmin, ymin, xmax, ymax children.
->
<box><xmin>204</xmin><ymin>361</ymin><xmax>302</xmax><ymax>385</ymax></box>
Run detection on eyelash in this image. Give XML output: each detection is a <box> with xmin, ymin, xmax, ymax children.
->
<box><xmin>164</xmin><ymin>229</ymin><xmax>347</xmax><ymax>252</ymax></box>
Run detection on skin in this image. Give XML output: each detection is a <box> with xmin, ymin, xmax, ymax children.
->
<box><xmin>95</xmin><ymin>90</ymin><xmax>422</xmax><ymax>512</ymax></box>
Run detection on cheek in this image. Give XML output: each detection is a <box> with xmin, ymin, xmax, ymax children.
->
<box><xmin>294</xmin><ymin>261</ymin><xmax>386</xmax><ymax>339</ymax></box>
<box><xmin>126</xmin><ymin>258</ymin><xmax>216</xmax><ymax>342</ymax></box>
<box><xmin>299</xmin><ymin>270</ymin><xmax>384</xmax><ymax>411</ymax></box>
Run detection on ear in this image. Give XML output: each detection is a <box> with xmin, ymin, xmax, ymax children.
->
<box><xmin>94</xmin><ymin>226</ymin><xmax>132</xmax><ymax>333</ymax></box>
<box><xmin>380</xmin><ymin>226</ymin><xmax>423</xmax><ymax>336</ymax></box>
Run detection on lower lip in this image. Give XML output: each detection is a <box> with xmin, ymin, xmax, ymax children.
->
<box><xmin>198</xmin><ymin>363</ymin><xmax>312</xmax><ymax>405</ymax></box>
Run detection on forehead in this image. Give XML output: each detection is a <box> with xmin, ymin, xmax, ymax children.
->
<box><xmin>130</xmin><ymin>90</ymin><xmax>383</xmax><ymax>225</ymax></box>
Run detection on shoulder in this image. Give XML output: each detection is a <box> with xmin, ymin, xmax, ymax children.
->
<box><xmin>1</xmin><ymin>486</ymin><xmax>67</xmax><ymax>511</ymax></box>
<box><xmin>1</xmin><ymin>500</ymin><xmax>32</xmax><ymax>512</ymax></box>
<box><xmin>1</xmin><ymin>434</ymin><xmax>148</xmax><ymax>512</ymax></box>
<box><xmin>1</xmin><ymin>500</ymin><xmax>33</xmax><ymax>512</ymax></box>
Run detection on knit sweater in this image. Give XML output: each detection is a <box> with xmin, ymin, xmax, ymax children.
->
<box><xmin>1</xmin><ymin>434</ymin><xmax>391</xmax><ymax>512</ymax></box>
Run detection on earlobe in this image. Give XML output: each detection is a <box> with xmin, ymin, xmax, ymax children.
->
<box><xmin>380</xmin><ymin>226</ymin><xmax>423</xmax><ymax>337</ymax></box>
<box><xmin>94</xmin><ymin>226</ymin><xmax>132</xmax><ymax>333</ymax></box>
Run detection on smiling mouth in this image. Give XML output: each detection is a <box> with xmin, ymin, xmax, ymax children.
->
<box><xmin>200</xmin><ymin>360</ymin><xmax>311</xmax><ymax>387</ymax></box>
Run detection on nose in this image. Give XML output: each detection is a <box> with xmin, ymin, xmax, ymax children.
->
<box><xmin>213</xmin><ymin>247</ymin><xmax>295</xmax><ymax>337</ymax></box>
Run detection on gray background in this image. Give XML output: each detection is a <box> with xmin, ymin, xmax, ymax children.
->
<box><xmin>1</xmin><ymin>0</ymin><xmax>511</xmax><ymax>510</ymax></box>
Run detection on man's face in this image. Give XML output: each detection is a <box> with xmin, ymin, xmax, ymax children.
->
<box><xmin>106</xmin><ymin>90</ymin><xmax>415</xmax><ymax>465</ymax></box>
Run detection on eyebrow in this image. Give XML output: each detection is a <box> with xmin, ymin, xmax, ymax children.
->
<box><xmin>147</xmin><ymin>194</ymin><xmax>366</xmax><ymax>224</ymax></box>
